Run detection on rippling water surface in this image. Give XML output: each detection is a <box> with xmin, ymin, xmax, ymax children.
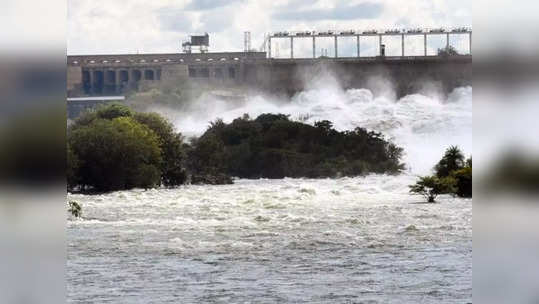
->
<box><xmin>68</xmin><ymin>86</ymin><xmax>472</xmax><ymax>303</ymax></box>
<box><xmin>68</xmin><ymin>176</ymin><xmax>471</xmax><ymax>303</ymax></box>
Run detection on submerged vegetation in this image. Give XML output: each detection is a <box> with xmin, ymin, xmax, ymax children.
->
<box><xmin>409</xmin><ymin>145</ymin><xmax>472</xmax><ymax>202</ymax></box>
<box><xmin>68</xmin><ymin>201</ymin><xmax>82</xmax><ymax>218</ymax></box>
<box><xmin>67</xmin><ymin>104</ymin><xmax>404</xmax><ymax>192</ymax></box>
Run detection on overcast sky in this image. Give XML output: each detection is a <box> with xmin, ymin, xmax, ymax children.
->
<box><xmin>67</xmin><ymin>0</ymin><xmax>471</xmax><ymax>56</ymax></box>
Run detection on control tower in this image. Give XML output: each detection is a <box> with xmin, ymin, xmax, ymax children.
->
<box><xmin>182</xmin><ymin>33</ymin><xmax>209</xmax><ymax>53</ymax></box>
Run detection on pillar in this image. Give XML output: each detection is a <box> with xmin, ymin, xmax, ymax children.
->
<box><xmin>268</xmin><ymin>37</ymin><xmax>272</xmax><ymax>58</ymax></box>
<box><xmin>379</xmin><ymin>34</ymin><xmax>382</xmax><ymax>56</ymax></box>
<box><xmin>115</xmin><ymin>70</ymin><xmax>121</xmax><ymax>94</ymax></box>
<box><xmin>446</xmin><ymin>33</ymin><xmax>450</xmax><ymax>51</ymax></box>
<box><xmin>313</xmin><ymin>36</ymin><xmax>316</xmax><ymax>58</ymax></box>
<box><xmin>424</xmin><ymin>33</ymin><xmax>427</xmax><ymax>56</ymax></box>
<box><xmin>334</xmin><ymin>35</ymin><xmax>338</xmax><ymax>58</ymax></box>
<box><xmin>401</xmin><ymin>34</ymin><xmax>405</xmax><ymax>56</ymax></box>
<box><xmin>290</xmin><ymin>37</ymin><xmax>293</xmax><ymax>59</ymax></box>
<box><xmin>268</xmin><ymin>36</ymin><xmax>271</xmax><ymax>58</ymax></box>
<box><xmin>89</xmin><ymin>69</ymin><xmax>94</xmax><ymax>94</ymax></box>
<box><xmin>469</xmin><ymin>32</ymin><xmax>472</xmax><ymax>55</ymax></box>
<box><xmin>357</xmin><ymin>35</ymin><xmax>360</xmax><ymax>57</ymax></box>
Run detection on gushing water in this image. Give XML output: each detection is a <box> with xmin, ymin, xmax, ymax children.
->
<box><xmin>68</xmin><ymin>84</ymin><xmax>472</xmax><ymax>303</ymax></box>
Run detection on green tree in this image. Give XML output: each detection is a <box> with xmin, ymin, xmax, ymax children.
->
<box><xmin>435</xmin><ymin>146</ymin><xmax>465</xmax><ymax>178</ymax></box>
<box><xmin>69</xmin><ymin>116</ymin><xmax>162</xmax><ymax>191</ymax></box>
<box><xmin>95</xmin><ymin>104</ymin><xmax>133</xmax><ymax>120</ymax></box>
<box><xmin>71</xmin><ymin>103</ymin><xmax>133</xmax><ymax>131</ymax></box>
<box><xmin>69</xmin><ymin>104</ymin><xmax>189</xmax><ymax>189</ymax></box>
<box><xmin>410</xmin><ymin>146</ymin><xmax>472</xmax><ymax>201</ymax></box>
<box><xmin>134</xmin><ymin>112</ymin><xmax>187</xmax><ymax>186</ymax></box>
<box><xmin>188</xmin><ymin>133</ymin><xmax>232</xmax><ymax>184</ymax></box>
<box><xmin>314</xmin><ymin>120</ymin><xmax>333</xmax><ymax>133</ymax></box>
<box><xmin>409</xmin><ymin>175</ymin><xmax>456</xmax><ymax>203</ymax></box>
<box><xmin>452</xmin><ymin>166</ymin><xmax>472</xmax><ymax>197</ymax></box>
<box><xmin>188</xmin><ymin>133</ymin><xmax>226</xmax><ymax>174</ymax></box>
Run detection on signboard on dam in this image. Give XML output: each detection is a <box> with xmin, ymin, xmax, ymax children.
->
<box><xmin>67</xmin><ymin>52</ymin><xmax>472</xmax><ymax>99</ymax></box>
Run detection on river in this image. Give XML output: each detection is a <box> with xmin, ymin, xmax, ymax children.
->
<box><xmin>68</xmin><ymin>85</ymin><xmax>472</xmax><ymax>303</ymax></box>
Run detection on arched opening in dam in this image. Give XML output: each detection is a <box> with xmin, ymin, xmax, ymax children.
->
<box><xmin>82</xmin><ymin>70</ymin><xmax>91</xmax><ymax>94</ymax></box>
<box><xmin>92</xmin><ymin>70</ymin><xmax>104</xmax><ymax>94</ymax></box>
<box><xmin>214</xmin><ymin>68</ymin><xmax>223</xmax><ymax>79</ymax></box>
<box><xmin>228</xmin><ymin>67</ymin><xmax>236</xmax><ymax>79</ymax></box>
<box><xmin>199</xmin><ymin>68</ymin><xmax>210</xmax><ymax>78</ymax></box>
<box><xmin>144</xmin><ymin>70</ymin><xmax>155</xmax><ymax>80</ymax></box>
<box><xmin>119</xmin><ymin>70</ymin><xmax>129</xmax><ymax>83</ymax></box>
<box><xmin>118</xmin><ymin>70</ymin><xmax>129</xmax><ymax>93</ymax></box>
<box><xmin>132</xmin><ymin>70</ymin><xmax>142</xmax><ymax>82</ymax></box>
<box><xmin>105</xmin><ymin>70</ymin><xmax>116</xmax><ymax>94</ymax></box>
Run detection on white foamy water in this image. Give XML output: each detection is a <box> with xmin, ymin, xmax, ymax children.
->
<box><xmin>68</xmin><ymin>177</ymin><xmax>471</xmax><ymax>303</ymax></box>
<box><xmin>68</xmin><ymin>86</ymin><xmax>472</xmax><ymax>303</ymax></box>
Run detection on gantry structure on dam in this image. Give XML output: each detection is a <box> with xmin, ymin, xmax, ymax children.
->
<box><xmin>266</xmin><ymin>27</ymin><xmax>472</xmax><ymax>58</ymax></box>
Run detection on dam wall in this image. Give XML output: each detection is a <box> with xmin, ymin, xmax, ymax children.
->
<box><xmin>243</xmin><ymin>56</ymin><xmax>472</xmax><ymax>97</ymax></box>
<box><xmin>67</xmin><ymin>52</ymin><xmax>472</xmax><ymax>99</ymax></box>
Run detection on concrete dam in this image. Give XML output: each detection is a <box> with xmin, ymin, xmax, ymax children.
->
<box><xmin>68</xmin><ymin>53</ymin><xmax>471</xmax><ymax>97</ymax></box>
<box><xmin>67</xmin><ymin>29</ymin><xmax>472</xmax><ymax>116</ymax></box>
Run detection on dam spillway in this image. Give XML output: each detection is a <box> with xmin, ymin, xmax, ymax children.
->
<box><xmin>67</xmin><ymin>52</ymin><xmax>471</xmax><ymax>99</ymax></box>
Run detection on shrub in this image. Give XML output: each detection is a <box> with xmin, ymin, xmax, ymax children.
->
<box><xmin>68</xmin><ymin>201</ymin><xmax>82</xmax><ymax>218</ymax></box>
<box><xmin>409</xmin><ymin>176</ymin><xmax>456</xmax><ymax>203</ymax></box>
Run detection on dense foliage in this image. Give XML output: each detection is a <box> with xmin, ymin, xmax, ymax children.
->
<box><xmin>67</xmin><ymin>104</ymin><xmax>187</xmax><ymax>192</ymax></box>
<box><xmin>68</xmin><ymin>116</ymin><xmax>162</xmax><ymax>191</ymax></box>
<box><xmin>410</xmin><ymin>146</ymin><xmax>472</xmax><ymax>202</ymax></box>
<box><xmin>191</xmin><ymin>114</ymin><xmax>405</xmax><ymax>179</ymax></box>
<box><xmin>68</xmin><ymin>106</ymin><xmax>405</xmax><ymax>192</ymax></box>
<box><xmin>133</xmin><ymin>112</ymin><xmax>188</xmax><ymax>186</ymax></box>
<box><xmin>434</xmin><ymin>146</ymin><xmax>465</xmax><ymax>178</ymax></box>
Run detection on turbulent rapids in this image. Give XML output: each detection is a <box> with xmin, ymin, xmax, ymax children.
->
<box><xmin>68</xmin><ymin>86</ymin><xmax>472</xmax><ymax>303</ymax></box>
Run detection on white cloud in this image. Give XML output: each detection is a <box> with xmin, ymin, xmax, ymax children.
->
<box><xmin>67</xmin><ymin>0</ymin><xmax>471</xmax><ymax>55</ymax></box>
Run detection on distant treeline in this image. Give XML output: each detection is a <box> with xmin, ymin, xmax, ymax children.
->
<box><xmin>67</xmin><ymin>104</ymin><xmax>404</xmax><ymax>192</ymax></box>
